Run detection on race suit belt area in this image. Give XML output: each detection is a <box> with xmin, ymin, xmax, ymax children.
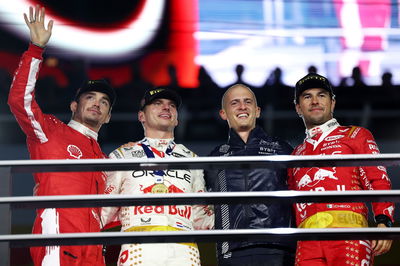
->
<box><xmin>124</xmin><ymin>225</ymin><xmax>198</xmax><ymax>248</ymax></box>
<box><xmin>299</xmin><ymin>211</ymin><xmax>368</xmax><ymax>228</ymax></box>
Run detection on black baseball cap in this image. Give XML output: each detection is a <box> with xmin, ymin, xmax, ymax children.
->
<box><xmin>294</xmin><ymin>73</ymin><xmax>335</xmax><ymax>103</ymax></box>
<box><xmin>74</xmin><ymin>79</ymin><xmax>116</xmax><ymax>107</ymax></box>
<box><xmin>140</xmin><ymin>87</ymin><xmax>182</xmax><ymax>110</ymax></box>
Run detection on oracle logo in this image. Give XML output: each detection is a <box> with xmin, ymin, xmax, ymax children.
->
<box><xmin>0</xmin><ymin>0</ymin><xmax>166</xmax><ymax>58</ymax></box>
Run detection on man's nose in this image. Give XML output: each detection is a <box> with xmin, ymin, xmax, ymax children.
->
<box><xmin>93</xmin><ymin>98</ymin><xmax>101</xmax><ymax>107</ymax></box>
<box><xmin>238</xmin><ymin>101</ymin><xmax>246</xmax><ymax>109</ymax></box>
<box><xmin>162</xmin><ymin>103</ymin><xmax>170</xmax><ymax>110</ymax></box>
<box><xmin>311</xmin><ymin>96</ymin><xmax>319</xmax><ymax>104</ymax></box>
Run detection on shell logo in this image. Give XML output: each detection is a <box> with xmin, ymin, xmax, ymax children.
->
<box><xmin>67</xmin><ymin>144</ymin><xmax>83</xmax><ymax>159</ymax></box>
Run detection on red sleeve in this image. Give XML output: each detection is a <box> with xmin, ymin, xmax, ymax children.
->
<box><xmin>7</xmin><ymin>44</ymin><xmax>49</xmax><ymax>143</ymax></box>
<box><xmin>351</xmin><ymin>127</ymin><xmax>394</xmax><ymax>222</ymax></box>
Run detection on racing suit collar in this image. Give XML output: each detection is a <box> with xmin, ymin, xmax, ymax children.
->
<box><xmin>306</xmin><ymin>118</ymin><xmax>339</xmax><ymax>139</ymax></box>
<box><xmin>68</xmin><ymin>120</ymin><xmax>98</xmax><ymax>140</ymax></box>
<box><xmin>143</xmin><ymin>137</ymin><xmax>175</xmax><ymax>150</ymax></box>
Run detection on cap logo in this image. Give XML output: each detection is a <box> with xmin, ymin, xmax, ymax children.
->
<box><xmin>298</xmin><ymin>75</ymin><xmax>326</xmax><ymax>85</ymax></box>
<box><xmin>149</xmin><ymin>88</ymin><xmax>165</xmax><ymax>95</ymax></box>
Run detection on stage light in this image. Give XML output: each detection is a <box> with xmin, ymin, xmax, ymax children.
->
<box><xmin>0</xmin><ymin>0</ymin><xmax>166</xmax><ymax>60</ymax></box>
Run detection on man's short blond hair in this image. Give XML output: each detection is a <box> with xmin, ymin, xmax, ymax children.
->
<box><xmin>221</xmin><ymin>83</ymin><xmax>258</xmax><ymax>109</ymax></box>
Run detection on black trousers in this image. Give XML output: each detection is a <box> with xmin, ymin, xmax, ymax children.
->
<box><xmin>218</xmin><ymin>246</ymin><xmax>295</xmax><ymax>266</ymax></box>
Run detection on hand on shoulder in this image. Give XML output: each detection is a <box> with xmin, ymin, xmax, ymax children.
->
<box><xmin>119</xmin><ymin>142</ymin><xmax>137</xmax><ymax>149</ymax></box>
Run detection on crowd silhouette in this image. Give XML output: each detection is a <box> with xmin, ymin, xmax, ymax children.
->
<box><xmin>1</xmin><ymin>61</ymin><xmax>400</xmax><ymax>144</ymax></box>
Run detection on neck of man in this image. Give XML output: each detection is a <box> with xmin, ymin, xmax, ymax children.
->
<box><xmin>72</xmin><ymin>116</ymin><xmax>101</xmax><ymax>133</ymax></box>
<box><xmin>86</xmin><ymin>124</ymin><xmax>101</xmax><ymax>133</ymax></box>
<box><xmin>145</xmin><ymin>128</ymin><xmax>174</xmax><ymax>139</ymax></box>
<box><xmin>236</xmin><ymin>126</ymin><xmax>254</xmax><ymax>143</ymax></box>
<box><xmin>304</xmin><ymin>116</ymin><xmax>333</xmax><ymax>130</ymax></box>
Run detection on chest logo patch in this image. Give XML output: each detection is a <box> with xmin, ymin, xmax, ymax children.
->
<box><xmin>219</xmin><ymin>144</ymin><xmax>230</xmax><ymax>153</ymax></box>
<box><xmin>298</xmin><ymin>167</ymin><xmax>338</xmax><ymax>188</ymax></box>
<box><xmin>130</xmin><ymin>150</ymin><xmax>145</xmax><ymax>158</ymax></box>
<box><xmin>325</xmin><ymin>135</ymin><xmax>344</xmax><ymax>142</ymax></box>
<box><xmin>67</xmin><ymin>144</ymin><xmax>83</xmax><ymax>159</ymax></box>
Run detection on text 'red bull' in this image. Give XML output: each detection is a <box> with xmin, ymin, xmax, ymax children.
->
<box><xmin>133</xmin><ymin>205</ymin><xmax>192</xmax><ymax>219</ymax></box>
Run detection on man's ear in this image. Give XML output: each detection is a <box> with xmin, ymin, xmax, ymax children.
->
<box><xmin>104</xmin><ymin>113</ymin><xmax>111</xmax><ymax>124</ymax></box>
<box><xmin>70</xmin><ymin>101</ymin><xmax>77</xmax><ymax>114</ymax></box>
<box><xmin>138</xmin><ymin>110</ymin><xmax>145</xmax><ymax>123</ymax></box>
<box><xmin>295</xmin><ymin>103</ymin><xmax>302</xmax><ymax>117</ymax></box>
<box><xmin>256</xmin><ymin>106</ymin><xmax>261</xmax><ymax>118</ymax></box>
<box><xmin>331</xmin><ymin>98</ymin><xmax>336</xmax><ymax>114</ymax></box>
<box><xmin>219</xmin><ymin>109</ymin><xmax>227</xmax><ymax>121</ymax></box>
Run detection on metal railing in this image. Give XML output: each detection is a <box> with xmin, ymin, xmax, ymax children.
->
<box><xmin>1</xmin><ymin>154</ymin><xmax>400</xmax><ymax>265</ymax></box>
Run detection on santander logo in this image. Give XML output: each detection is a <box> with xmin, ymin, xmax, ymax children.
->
<box><xmin>325</xmin><ymin>135</ymin><xmax>344</xmax><ymax>142</ymax></box>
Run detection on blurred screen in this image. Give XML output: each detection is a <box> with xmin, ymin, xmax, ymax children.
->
<box><xmin>197</xmin><ymin>0</ymin><xmax>400</xmax><ymax>87</ymax></box>
<box><xmin>0</xmin><ymin>0</ymin><xmax>399</xmax><ymax>88</ymax></box>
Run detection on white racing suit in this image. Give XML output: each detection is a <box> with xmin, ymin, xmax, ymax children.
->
<box><xmin>102</xmin><ymin>138</ymin><xmax>214</xmax><ymax>266</ymax></box>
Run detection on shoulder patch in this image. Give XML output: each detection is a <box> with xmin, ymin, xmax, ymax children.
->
<box><xmin>175</xmin><ymin>144</ymin><xmax>196</xmax><ymax>157</ymax></box>
<box><xmin>110</xmin><ymin>149</ymin><xmax>124</xmax><ymax>159</ymax></box>
<box><xmin>348</xmin><ymin>126</ymin><xmax>361</xmax><ymax>139</ymax></box>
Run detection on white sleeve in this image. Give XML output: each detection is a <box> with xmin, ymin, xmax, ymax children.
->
<box><xmin>101</xmin><ymin>149</ymin><xmax>125</xmax><ymax>228</ymax></box>
<box><xmin>191</xmin><ymin>168</ymin><xmax>215</xmax><ymax>230</ymax></box>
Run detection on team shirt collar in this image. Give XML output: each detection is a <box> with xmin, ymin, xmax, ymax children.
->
<box><xmin>144</xmin><ymin>137</ymin><xmax>174</xmax><ymax>150</ymax></box>
<box><xmin>306</xmin><ymin>118</ymin><xmax>339</xmax><ymax>139</ymax></box>
<box><xmin>68</xmin><ymin>120</ymin><xmax>98</xmax><ymax>140</ymax></box>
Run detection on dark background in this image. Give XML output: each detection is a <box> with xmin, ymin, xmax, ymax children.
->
<box><xmin>1</xmin><ymin>0</ymin><xmax>400</xmax><ymax>265</ymax></box>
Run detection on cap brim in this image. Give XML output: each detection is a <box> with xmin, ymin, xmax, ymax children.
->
<box><xmin>144</xmin><ymin>90</ymin><xmax>181</xmax><ymax>108</ymax></box>
<box><xmin>76</xmin><ymin>82</ymin><xmax>116</xmax><ymax>106</ymax></box>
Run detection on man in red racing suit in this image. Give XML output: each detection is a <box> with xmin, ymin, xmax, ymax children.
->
<box><xmin>288</xmin><ymin>73</ymin><xmax>394</xmax><ymax>266</ymax></box>
<box><xmin>8</xmin><ymin>6</ymin><xmax>115</xmax><ymax>266</ymax></box>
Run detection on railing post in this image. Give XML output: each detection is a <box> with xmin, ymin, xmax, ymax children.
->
<box><xmin>0</xmin><ymin>167</ymin><xmax>11</xmax><ymax>266</ymax></box>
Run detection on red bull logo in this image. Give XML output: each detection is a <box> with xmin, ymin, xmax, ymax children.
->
<box><xmin>384</xmin><ymin>205</ymin><xmax>394</xmax><ymax>217</ymax></box>
<box><xmin>133</xmin><ymin>205</ymin><xmax>192</xmax><ymax>219</ymax></box>
<box><xmin>298</xmin><ymin>168</ymin><xmax>338</xmax><ymax>189</ymax></box>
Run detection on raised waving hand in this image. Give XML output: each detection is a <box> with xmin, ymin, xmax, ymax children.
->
<box><xmin>23</xmin><ymin>5</ymin><xmax>53</xmax><ymax>47</ymax></box>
